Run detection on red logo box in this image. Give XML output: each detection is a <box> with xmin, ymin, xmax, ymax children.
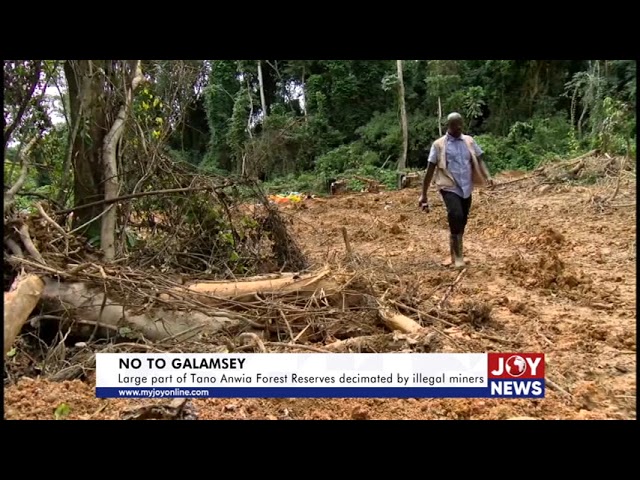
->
<box><xmin>488</xmin><ymin>353</ymin><xmax>545</xmax><ymax>379</ymax></box>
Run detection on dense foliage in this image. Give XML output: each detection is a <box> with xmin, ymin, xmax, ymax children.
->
<box><xmin>188</xmin><ymin>60</ymin><xmax>636</xmax><ymax>193</ymax></box>
<box><xmin>4</xmin><ymin>59</ymin><xmax>636</xmax><ymax>202</ymax></box>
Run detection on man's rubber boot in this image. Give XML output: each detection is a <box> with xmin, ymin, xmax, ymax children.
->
<box><xmin>448</xmin><ymin>235</ymin><xmax>457</xmax><ymax>266</ymax></box>
<box><xmin>452</xmin><ymin>234</ymin><xmax>466</xmax><ymax>269</ymax></box>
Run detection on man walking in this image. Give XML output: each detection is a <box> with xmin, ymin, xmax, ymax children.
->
<box><xmin>418</xmin><ymin>112</ymin><xmax>493</xmax><ymax>268</ymax></box>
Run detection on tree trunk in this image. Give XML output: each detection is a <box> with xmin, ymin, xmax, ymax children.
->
<box><xmin>64</xmin><ymin>60</ymin><xmax>110</xmax><ymax>238</ymax></box>
<box><xmin>257</xmin><ymin>61</ymin><xmax>268</xmax><ymax>119</ymax></box>
<box><xmin>56</xmin><ymin>73</ymin><xmax>84</xmax><ymax>207</ymax></box>
<box><xmin>397</xmin><ymin>60</ymin><xmax>408</xmax><ymax>171</ymax></box>
<box><xmin>438</xmin><ymin>96</ymin><xmax>443</xmax><ymax>136</ymax></box>
<box><xmin>100</xmin><ymin>61</ymin><xmax>144</xmax><ymax>261</ymax></box>
<box><xmin>301</xmin><ymin>65</ymin><xmax>308</xmax><ymax>122</ymax></box>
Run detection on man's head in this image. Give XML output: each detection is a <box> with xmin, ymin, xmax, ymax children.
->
<box><xmin>446</xmin><ymin>112</ymin><xmax>464</xmax><ymax>138</ymax></box>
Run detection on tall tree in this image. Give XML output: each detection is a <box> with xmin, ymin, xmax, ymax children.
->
<box><xmin>257</xmin><ymin>60</ymin><xmax>268</xmax><ymax>119</ymax></box>
<box><xmin>204</xmin><ymin>60</ymin><xmax>241</xmax><ymax>171</ymax></box>
<box><xmin>397</xmin><ymin>60</ymin><xmax>408</xmax><ymax>171</ymax></box>
<box><xmin>64</xmin><ymin>60</ymin><xmax>111</xmax><ymax>235</ymax></box>
<box><xmin>64</xmin><ymin>60</ymin><xmax>144</xmax><ymax>257</ymax></box>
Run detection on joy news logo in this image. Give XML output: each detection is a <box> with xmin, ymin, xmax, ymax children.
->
<box><xmin>487</xmin><ymin>353</ymin><xmax>545</xmax><ymax>398</ymax></box>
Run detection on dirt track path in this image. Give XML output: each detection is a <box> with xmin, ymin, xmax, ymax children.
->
<box><xmin>4</xmin><ymin>176</ymin><xmax>636</xmax><ymax>420</ymax></box>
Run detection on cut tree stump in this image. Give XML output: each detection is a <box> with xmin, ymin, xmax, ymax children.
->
<box><xmin>398</xmin><ymin>172</ymin><xmax>422</xmax><ymax>189</ymax></box>
<box><xmin>330</xmin><ymin>180</ymin><xmax>347</xmax><ymax>195</ymax></box>
<box><xmin>4</xmin><ymin>274</ymin><xmax>45</xmax><ymax>357</ymax></box>
<box><xmin>377</xmin><ymin>302</ymin><xmax>424</xmax><ymax>334</ymax></box>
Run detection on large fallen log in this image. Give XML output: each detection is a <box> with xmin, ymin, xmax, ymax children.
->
<box><xmin>39</xmin><ymin>277</ymin><xmax>249</xmax><ymax>342</ymax></box>
<box><xmin>4</xmin><ymin>274</ymin><xmax>45</xmax><ymax>357</ymax></box>
<box><xmin>162</xmin><ymin>267</ymin><xmax>353</xmax><ymax>307</ymax></box>
<box><xmin>185</xmin><ymin>268</ymin><xmax>330</xmax><ymax>296</ymax></box>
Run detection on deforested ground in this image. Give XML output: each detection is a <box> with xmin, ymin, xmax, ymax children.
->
<box><xmin>3</xmin><ymin>155</ymin><xmax>636</xmax><ymax>420</ymax></box>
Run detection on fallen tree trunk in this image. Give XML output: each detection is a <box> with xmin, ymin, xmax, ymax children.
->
<box><xmin>40</xmin><ymin>277</ymin><xmax>249</xmax><ymax>342</ymax></box>
<box><xmin>4</xmin><ymin>274</ymin><xmax>45</xmax><ymax>357</ymax></box>
<box><xmin>162</xmin><ymin>267</ymin><xmax>347</xmax><ymax>306</ymax></box>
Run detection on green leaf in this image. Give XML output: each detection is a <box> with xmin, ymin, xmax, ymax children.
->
<box><xmin>88</xmin><ymin>235</ymin><xmax>101</xmax><ymax>247</ymax></box>
<box><xmin>119</xmin><ymin>327</ymin><xmax>132</xmax><ymax>336</ymax></box>
<box><xmin>54</xmin><ymin>403</ymin><xmax>71</xmax><ymax>420</ymax></box>
<box><xmin>125</xmin><ymin>230</ymin><xmax>138</xmax><ymax>248</ymax></box>
<box><xmin>7</xmin><ymin>348</ymin><xmax>17</xmax><ymax>358</ymax></box>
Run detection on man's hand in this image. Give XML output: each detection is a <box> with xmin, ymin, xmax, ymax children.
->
<box><xmin>418</xmin><ymin>195</ymin><xmax>430</xmax><ymax>212</ymax></box>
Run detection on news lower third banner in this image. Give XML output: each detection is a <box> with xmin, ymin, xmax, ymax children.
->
<box><xmin>95</xmin><ymin>352</ymin><xmax>545</xmax><ymax>399</ymax></box>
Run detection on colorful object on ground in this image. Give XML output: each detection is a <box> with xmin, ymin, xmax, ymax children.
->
<box><xmin>268</xmin><ymin>192</ymin><xmax>304</xmax><ymax>205</ymax></box>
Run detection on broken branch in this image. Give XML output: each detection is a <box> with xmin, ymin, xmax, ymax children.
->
<box><xmin>341</xmin><ymin>227</ymin><xmax>353</xmax><ymax>260</ymax></box>
<box><xmin>438</xmin><ymin>268</ymin><xmax>467</xmax><ymax>308</ymax></box>
<box><xmin>17</xmin><ymin>224</ymin><xmax>46</xmax><ymax>265</ymax></box>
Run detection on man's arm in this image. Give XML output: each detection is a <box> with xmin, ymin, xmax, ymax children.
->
<box><xmin>473</xmin><ymin>140</ymin><xmax>492</xmax><ymax>182</ymax></box>
<box><xmin>420</xmin><ymin>144</ymin><xmax>438</xmax><ymax>199</ymax></box>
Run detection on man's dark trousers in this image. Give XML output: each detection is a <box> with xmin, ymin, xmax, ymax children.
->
<box><xmin>440</xmin><ymin>190</ymin><xmax>472</xmax><ymax>235</ymax></box>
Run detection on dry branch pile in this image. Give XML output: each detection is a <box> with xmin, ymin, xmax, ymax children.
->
<box><xmin>3</xmin><ymin>256</ymin><xmax>451</xmax><ymax>383</ymax></box>
<box><xmin>489</xmin><ymin>151</ymin><xmax>636</xmax><ymax>212</ymax></box>
<box><xmin>495</xmin><ymin>151</ymin><xmax>634</xmax><ymax>191</ymax></box>
<box><xmin>4</xmin><ymin>149</ymin><xmax>308</xmax><ymax>281</ymax></box>
<box><xmin>4</xmin><ymin>162</ymin><xmax>442</xmax><ymax>367</ymax></box>
<box><xmin>3</xmin><ymin>156</ymin><xmax>324</xmax><ymax>379</ymax></box>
